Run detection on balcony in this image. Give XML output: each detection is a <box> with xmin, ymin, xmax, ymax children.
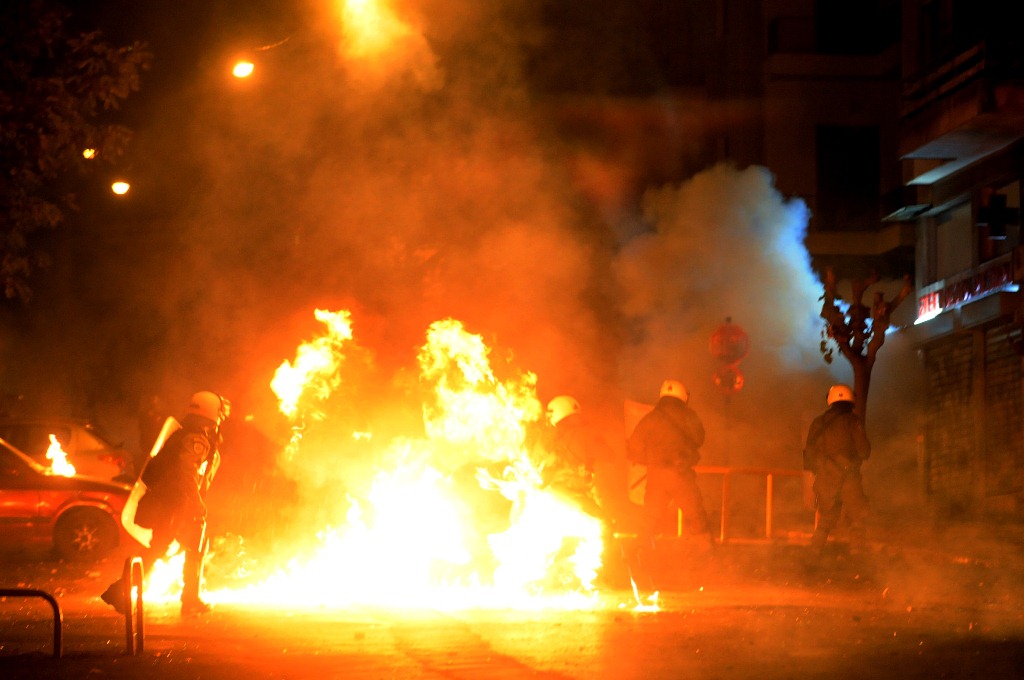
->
<box><xmin>899</xmin><ymin>39</ymin><xmax>1024</xmax><ymax>183</ymax></box>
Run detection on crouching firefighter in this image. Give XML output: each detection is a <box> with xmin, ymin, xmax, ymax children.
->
<box><xmin>102</xmin><ymin>390</ymin><xmax>230</xmax><ymax>617</ymax></box>
<box><xmin>803</xmin><ymin>383</ymin><xmax>871</xmax><ymax>554</ymax></box>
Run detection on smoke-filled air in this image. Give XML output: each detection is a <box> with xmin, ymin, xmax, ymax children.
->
<box><xmin>0</xmin><ymin>0</ymin><xmax>935</xmax><ymax>607</ymax></box>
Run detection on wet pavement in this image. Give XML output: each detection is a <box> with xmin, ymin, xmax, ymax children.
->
<box><xmin>2</xmin><ymin>518</ymin><xmax>1023</xmax><ymax>679</ymax></box>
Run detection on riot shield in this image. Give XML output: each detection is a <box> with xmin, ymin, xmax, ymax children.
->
<box><xmin>121</xmin><ymin>416</ymin><xmax>182</xmax><ymax>548</ymax></box>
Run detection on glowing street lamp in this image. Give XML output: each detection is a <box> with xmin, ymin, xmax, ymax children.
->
<box><xmin>111</xmin><ymin>180</ymin><xmax>130</xmax><ymax>195</ymax></box>
<box><xmin>82</xmin><ymin>148</ymin><xmax>96</xmax><ymax>159</ymax></box>
<box><xmin>232</xmin><ymin>59</ymin><xmax>255</xmax><ymax>78</ymax></box>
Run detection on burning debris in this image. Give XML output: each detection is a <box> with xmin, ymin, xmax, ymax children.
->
<box><xmin>144</xmin><ymin>310</ymin><xmax>607</xmax><ymax>611</ymax></box>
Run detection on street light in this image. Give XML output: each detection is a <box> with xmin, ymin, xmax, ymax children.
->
<box><xmin>232</xmin><ymin>59</ymin><xmax>255</xmax><ymax>78</ymax></box>
<box><xmin>229</xmin><ymin>35</ymin><xmax>292</xmax><ymax>80</ymax></box>
<box><xmin>111</xmin><ymin>180</ymin><xmax>130</xmax><ymax>195</ymax></box>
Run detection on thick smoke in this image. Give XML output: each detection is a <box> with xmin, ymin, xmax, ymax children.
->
<box><xmin>2</xmin><ymin>0</ymin><xmax>927</xmax><ymax>536</ymax></box>
<box><xmin>613</xmin><ymin>163</ymin><xmax>832</xmax><ymax>467</ymax></box>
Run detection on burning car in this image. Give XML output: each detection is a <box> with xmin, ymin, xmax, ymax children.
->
<box><xmin>0</xmin><ymin>417</ymin><xmax>136</xmax><ymax>482</ymax></box>
<box><xmin>0</xmin><ymin>435</ymin><xmax>132</xmax><ymax>561</ymax></box>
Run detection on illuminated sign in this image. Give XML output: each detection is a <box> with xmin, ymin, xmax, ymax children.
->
<box><xmin>916</xmin><ymin>253</ymin><xmax>1016</xmax><ymax>323</ymax></box>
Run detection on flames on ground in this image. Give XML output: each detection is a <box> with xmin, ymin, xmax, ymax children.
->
<box><xmin>145</xmin><ymin>308</ymin><xmax>614</xmax><ymax>610</ymax></box>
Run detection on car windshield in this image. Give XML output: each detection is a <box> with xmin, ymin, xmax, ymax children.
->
<box><xmin>0</xmin><ymin>437</ymin><xmax>49</xmax><ymax>476</ymax></box>
<box><xmin>0</xmin><ymin>424</ymin><xmax>72</xmax><ymax>458</ymax></box>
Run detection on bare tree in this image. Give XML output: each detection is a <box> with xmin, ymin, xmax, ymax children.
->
<box><xmin>818</xmin><ymin>268</ymin><xmax>912</xmax><ymax>423</ymax></box>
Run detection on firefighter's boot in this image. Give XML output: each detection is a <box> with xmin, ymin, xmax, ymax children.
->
<box><xmin>101</xmin><ymin>579</ymin><xmax>129</xmax><ymax>615</ymax></box>
<box><xmin>180</xmin><ymin>547</ymin><xmax>212</xmax><ymax>616</ymax></box>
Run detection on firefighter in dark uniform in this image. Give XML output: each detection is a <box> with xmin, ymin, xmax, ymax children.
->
<box><xmin>102</xmin><ymin>390</ymin><xmax>230</xmax><ymax>616</ymax></box>
<box><xmin>542</xmin><ymin>395</ymin><xmax>641</xmax><ymax>533</ymax></box>
<box><xmin>803</xmin><ymin>383</ymin><xmax>871</xmax><ymax>554</ymax></box>
<box><xmin>627</xmin><ymin>379</ymin><xmax>713</xmax><ymax>549</ymax></box>
<box><xmin>541</xmin><ymin>396</ymin><xmax>613</xmax><ymax>520</ymax></box>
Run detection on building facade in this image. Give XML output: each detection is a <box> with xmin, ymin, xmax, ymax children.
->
<box><xmin>895</xmin><ymin>0</ymin><xmax>1024</xmax><ymax>514</ymax></box>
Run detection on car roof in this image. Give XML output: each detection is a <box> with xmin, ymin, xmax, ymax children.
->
<box><xmin>0</xmin><ymin>416</ymin><xmax>121</xmax><ymax>443</ymax></box>
<box><xmin>0</xmin><ymin>416</ymin><xmax>95</xmax><ymax>426</ymax></box>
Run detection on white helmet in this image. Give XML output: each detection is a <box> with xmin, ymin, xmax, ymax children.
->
<box><xmin>660</xmin><ymin>379</ymin><xmax>689</xmax><ymax>403</ymax></box>
<box><xmin>826</xmin><ymin>384</ymin><xmax>854</xmax><ymax>406</ymax></box>
<box><xmin>188</xmin><ymin>391</ymin><xmax>231</xmax><ymax>424</ymax></box>
<box><xmin>546</xmin><ymin>395</ymin><xmax>581</xmax><ymax>426</ymax></box>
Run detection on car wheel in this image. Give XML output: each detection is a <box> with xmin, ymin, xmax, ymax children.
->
<box><xmin>53</xmin><ymin>508</ymin><xmax>119</xmax><ymax>561</ymax></box>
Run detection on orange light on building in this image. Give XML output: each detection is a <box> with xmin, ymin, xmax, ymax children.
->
<box><xmin>111</xmin><ymin>181</ymin><xmax>130</xmax><ymax>195</ymax></box>
<box><xmin>82</xmin><ymin>148</ymin><xmax>96</xmax><ymax>159</ymax></box>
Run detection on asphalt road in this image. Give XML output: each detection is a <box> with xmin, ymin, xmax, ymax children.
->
<box><xmin>2</xmin><ymin>521</ymin><xmax>1023</xmax><ymax>679</ymax></box>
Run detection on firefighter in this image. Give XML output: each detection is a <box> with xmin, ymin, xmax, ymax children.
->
<box><xmin>626</xmin><ymin>380</ymin><xmax>713</xmax><ymax>549</ymax></box>
<box><xmin>803</xmin><ymin>383</ymin><xmax>871</xmax><ymax>554</ymax></box>
<box><xmin>541</xmin><ymin>396</ymin><xmax>596</xmax><ymax>508</ymax></box>
<box><xmin>543</xmin><ymin>395</ymin><xmax>643</xmax><ymax>587</ymax></box>
<box><xmin>541</xmin><ymin>395</ymin><xmax>620</xmax><ymax>523</ymax></box>
<box><xmin>101</xmin><ymin>390</ymin><xmax>230</xmax><ymax>617</ymax></box>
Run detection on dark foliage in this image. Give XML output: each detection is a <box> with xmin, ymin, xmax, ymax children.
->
<box><xmin>0</xmin><ymin>0</ymin><xmax>150</xmax><ymax>301</ymax></box>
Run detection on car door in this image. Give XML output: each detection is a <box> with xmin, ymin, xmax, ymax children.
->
<box><xmin>0</xmin><ymin>444</ymin><xmax>43</xmax><ymax>547</ymax></box>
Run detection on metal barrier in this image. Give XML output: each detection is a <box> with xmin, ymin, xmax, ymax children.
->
<box><xmin>0</xmin><ymin>588</ymin><xmax>63</xmax><ymax>658</ymax></box>
<box><xmin>122</xmin><ymin>556</ymin><xmax>145</xmax><ymax>655</ymax></box>
<box><xmin>694</xmin><ymin>465</ymin><xmax>812</xmax><ymax>544</ymax></box>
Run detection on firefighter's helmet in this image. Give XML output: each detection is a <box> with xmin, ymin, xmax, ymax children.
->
<box><xmin>188</xmin><ymin>391</ymin><xmax>231</xmax><ymax>424</ymax></box>
<box><xmin>826</xmin><ymin>384</ymin><xmax>854</xmax><ymax>406</ymax></box>
<box><xmin>546</xmin><ymin>395</ymin><xmax>581</xmax><ymax>426</ymax></box>
<box><xmin>660</xmin><ymin>379</ymin><xmax>689</xmax><ymax>403</ymax></box>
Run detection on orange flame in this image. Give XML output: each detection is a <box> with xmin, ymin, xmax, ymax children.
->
<box><xmin>270</xmin><ymin>309</ymin><xmax>354</xmax><ymax>460</ymax></box>
<box><xmin>339</xmin><ymin>0</ymin><xmax>410</xmax><ymax>60</ymax></box>
<box><xmin>143</xmin><ymin>311</ymin><xmax>607</xmax><ymax>611</ymax></box>
<box><xmin>45</xmin><ymin>434</ymin><xmax>76</xmax><ymax>477</ymax></box>
<box><xmin>272</xmin><ymin>309</ymin><xmax>353</xmax><ymax>419</ymax></box>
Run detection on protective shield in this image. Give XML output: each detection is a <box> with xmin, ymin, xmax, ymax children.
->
<box><xmin>121</xmin><ymin>416</ymin><xmax>182</xmax><ymax>548</ymax></box>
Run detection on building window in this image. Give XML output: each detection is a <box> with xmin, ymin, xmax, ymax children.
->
<box><xmin>977</xmin><ymin>181</ymin><xmax>1021</xmax><ymax>263</ymax></box>
<box><xmin>815</xmin><ymin>0</ymin><xmax>900</xmax><ymax>55</ymax></box>
<box><xmin>815</xmin><ymin>125</ymin><xmax>880</xmax><ymax>231</ymax></box>
<box><xmin>935</xmin><ymin>202</ymin><xmax>973</xmax><ymax>281</ymax></box>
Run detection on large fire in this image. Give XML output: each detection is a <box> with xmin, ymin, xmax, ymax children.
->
<box><xmin>144</xmin><ymin>310</ymin><xmax>609</xmax><ymax>610</ymax></box>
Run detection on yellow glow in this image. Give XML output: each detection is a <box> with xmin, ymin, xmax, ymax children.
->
<box><xmin>232</xmin><ymin>60</ymin><xmax>255</xmax><ymax>78</ymax></box>
<box><xmin>82</xmin><ymin>148</ymin><xmax>96</xmax><ymax>159</ymax></box>
<box><xmin>144</xmin><ymin>310</ymin><xmax>607</xmax><ymax>611</ymax></box>
<box><xmin>340</xmin><ymin>0</ymin><xmax>410</xmax><ymax>59</ymax></box>
<box><xmin>271</xmin><ymin>309</ymin><xmax>353</xmax><ymax>420</ymax></box>
<box><xmin>45</xmin><ymin>434</ymin><xmax>76</xmax><ymax>477</ymax></box>
<box><xmin>111</xmin><ymin>181</ymin><xmax>130</xmax><ymax>195</ymax></box>
<box><xmin>143</xmin><ymin>549</ymin><xmax>185</xmax><ymax>604</ymax></box>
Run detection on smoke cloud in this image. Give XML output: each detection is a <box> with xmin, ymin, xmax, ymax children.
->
<box><xmin>1</xmin><ymin>0</ymin><xmax>927</xmax><ymax>537</ymax></box>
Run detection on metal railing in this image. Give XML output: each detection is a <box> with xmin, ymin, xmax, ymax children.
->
<box><xmin>694</xmin><ymin>465</ymin><xmax>812</xmax><ymax>544</ymax></box>
<box><xmin>121</xmin><ymin>556</ymin><xmax>146</xmax><ymax>655</ymax></box>
<box><xmin>1</xmin><ymin>557</ymin><xmax>146</xmax><ymax>658</ymax></box>
<box><xmin>0</xmin><ymin>588</ymin><xmax>63</xmax><ymax>658</ymax></box>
